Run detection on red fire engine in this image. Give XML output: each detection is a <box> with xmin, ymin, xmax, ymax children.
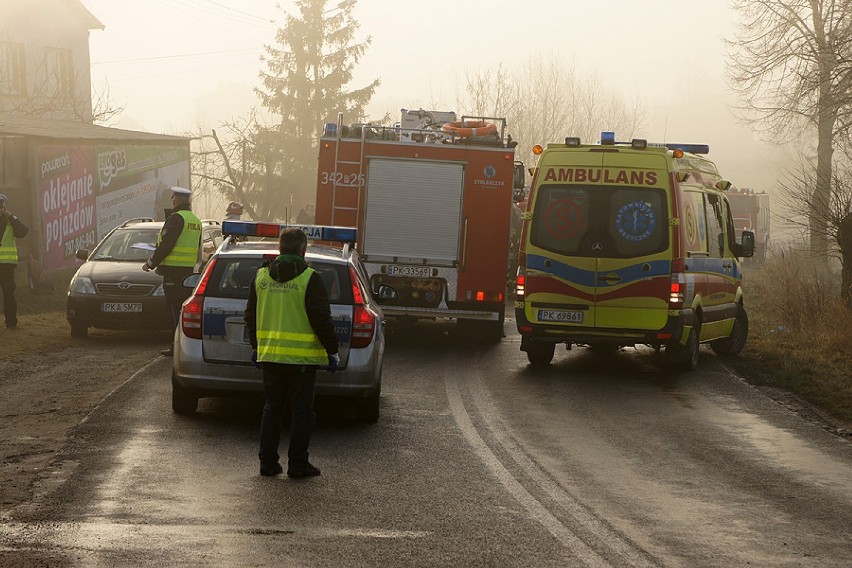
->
<box><xmin>315</xmin><ymin>109</ymin><xmax>525</xmax><ymax>341</ymax></box>
<box><xmin>726</xmin><ymin>186</ymin><xmax>770</xmax><ymax>262</ymax></box>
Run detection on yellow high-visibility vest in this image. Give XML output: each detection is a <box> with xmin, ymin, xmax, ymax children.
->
<box><xmin>158</xmin><ymin>210</ymin><xmax>201</xmax><ymax>267</ymax></box>
<box><xmin>0</xmin><ymin>225</ymin><xmax>18</xmax><ymax>264</ymax></box>
<box><xmin>255</xmin><ymin>267</ymin><xmax>327</xmax><ymax>365</ymax></box>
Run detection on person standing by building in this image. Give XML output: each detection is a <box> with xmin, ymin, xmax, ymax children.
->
<box><xmin>142</xmin><ymin>187</ymin><xmax>202</xmax><ymax>355</ymax></box>
<box><xmin>0</xmin><ymin>194</ymin><xmax>29</xmax><ymax>330</ymax></box>
<box><xmin>245</xmin><ymin>227</ymin><xmax>340</xmax><ymax>478</ymax></box>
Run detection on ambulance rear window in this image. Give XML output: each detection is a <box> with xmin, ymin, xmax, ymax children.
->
<box><xmin>530</xmin><ymin>185</ymin><xmax>668</xmax><ymax>258</ymax></box>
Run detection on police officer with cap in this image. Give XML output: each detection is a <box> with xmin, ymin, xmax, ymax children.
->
<box><xmin>225</xmin><ymin>201</ymin><xmax>243</xmax><ymax>221</ymax></box>
<box><xmin>142</xmin><ymin>186</ymin><xmax>202</xmax><ymax>355</ymax></box>
<box><xmin>0</xmin><ymin>194</ymin><xmax>28</xmax><ymax>330</ymax></box>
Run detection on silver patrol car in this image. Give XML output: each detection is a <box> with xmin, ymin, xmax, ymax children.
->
<box><xmin>171</xmin><ymin>221</ymin><xmax>388</xmax><ymax>424</ymax></box>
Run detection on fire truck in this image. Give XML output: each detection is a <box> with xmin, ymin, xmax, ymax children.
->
<box><xmin>726</xmin><ymin>186</ymin><xmax>770</xmax><ymax>262</ymax></box>
<box><xmin>315</xmin><ymin>108</ymin><xmax>525</xmax><ymax>341</ymax></box>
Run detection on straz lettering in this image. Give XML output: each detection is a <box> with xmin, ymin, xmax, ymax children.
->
<box><xmin>543</xmin><ymin>168</ymin><xmax>658</xmax><ymax>186</ymax></box>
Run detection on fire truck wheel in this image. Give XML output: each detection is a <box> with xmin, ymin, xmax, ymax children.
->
<box><xmin>526</xmin><ymin>342</ymin><xmax>555</xmax><ymax>367</ymax></box>
<box><xmin>711</xmin><ymin>304</ymin><xmax>749</xmax><ymax>356</ymax></box>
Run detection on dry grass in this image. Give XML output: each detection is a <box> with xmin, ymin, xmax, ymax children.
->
<box><xmin>737</xmin><ymin>251</ymin><xmax>852</xmax><ymax>423</ymax></box>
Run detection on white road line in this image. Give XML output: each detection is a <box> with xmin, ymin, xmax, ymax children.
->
<box><xmin>465</xmin><ymin>370</ymin><xmax>660</xmax><ymax>568</ymax></box>
<box><xmin>445</xmin><ymin>377</ymin><xmax>611</xmax><ymax>568</ymax></box>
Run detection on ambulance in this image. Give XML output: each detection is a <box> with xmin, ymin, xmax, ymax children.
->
<box><xmin>514</xmin><ymin>133</ymin><xmax>755</xmax><ymax>370</ymax></box>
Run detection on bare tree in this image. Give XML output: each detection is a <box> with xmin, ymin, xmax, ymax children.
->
<box><xmin>455</xmin><ymin>54</ymin><xmax>646</xmax><ymax>168</ymax></box>
<box><xmin>727</xmin><ymin>0</ymin><xmax>852</xmax><ymax>257</ymax></box>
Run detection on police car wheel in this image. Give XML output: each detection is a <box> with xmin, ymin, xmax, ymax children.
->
<box><xmin>356</xmin><ymin>390</ymin><xmax>380</xmax><ymax>425</ymax></box>
<box><xmin>172</xmin><ymin>383</ymin><xmax>199</xmax><ymax>415</ymax></box>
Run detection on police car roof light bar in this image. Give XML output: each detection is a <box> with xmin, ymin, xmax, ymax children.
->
<box><xmin>221</xmin><ymin>220</ymin><xmax>358</xmax><ymax>244</ymax></box>
<box><xmin>665</xmin><ymin>143</ymin><xmax>710</xmax><ymax>155</ymax></box>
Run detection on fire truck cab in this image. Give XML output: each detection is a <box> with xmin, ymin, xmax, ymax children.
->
<box><xmin>315</xmin><ymin>109</ymin><xmax>525</xmax><ymax>341</ymax></box>
<box><xmin>726</xmin><ymin>186</ymin><xmax>770</xmax><ymax>262</ymax></box>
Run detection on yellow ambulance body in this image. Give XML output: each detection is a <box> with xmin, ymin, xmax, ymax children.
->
<box><xmin>514</xmin><ymin>135</ymin><xmax>755</xmax><ymax>370</ymax></box>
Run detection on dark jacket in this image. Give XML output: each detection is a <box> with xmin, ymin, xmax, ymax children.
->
<box><xmin>245</xmin><ymin>255</ymin><xmax>339</xmax><ymax>360</ymax></box>
<box><xmin>0</xmin><ymin>213</ymin><xmax>29</xmax><ymax>240</ymax></box>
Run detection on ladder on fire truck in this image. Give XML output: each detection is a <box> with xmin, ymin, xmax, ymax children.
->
<box><xmin>329</xmin><ymin>112</ymin><xmax>367</xmax><ymax>228</ymax></box>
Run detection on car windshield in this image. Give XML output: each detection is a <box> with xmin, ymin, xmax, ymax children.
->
<box><xmin>91</xmin><ymin>229</ymin><xmax>159</xmax><ymax>261</ymax></box>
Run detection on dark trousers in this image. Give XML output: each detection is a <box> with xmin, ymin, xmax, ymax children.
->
<box><xmin>162</xmin><ymin>270</ymin><xmax>192</xmax><ymax>330</ymax></box>
<box><xmin>0</xmin><ymin>264</ymin><xmax>17</xmax><ymax>328</ymax></box>
<box><xmin>258</xmin><ymin>364</ymin><xmax>317</xmax><ymax>469</ymax></box>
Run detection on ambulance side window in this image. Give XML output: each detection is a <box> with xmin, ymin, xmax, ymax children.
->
<box><xmin>705</xmin><ymin>193</ymin><xmax>725</xmax><ymax>258</ymax></box>
<box><xmin>724</xmin><ymin>198</ymin><xmax>738</xmax><ymax>253</ymax></box>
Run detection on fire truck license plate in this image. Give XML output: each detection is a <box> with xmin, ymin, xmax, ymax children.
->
<box><xmin>102</xmin><ymin>303</ymin><xmax>143</xmax><ymax>313</ymax></box>
<box><xmin>538</xmin><ymin>309</ymin><xmax>584</xmax><ymax>323</ymax></box>
<box><xmin>386</xmin><ymin>265</ymin><xmax>431</xmax><ymax>278</ymax></box>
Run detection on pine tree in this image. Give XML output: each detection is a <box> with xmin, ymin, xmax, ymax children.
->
<box><xmin>254</xmin><ymin>0</ymin><xmax>379</xmax><ymax>219</ymax></box>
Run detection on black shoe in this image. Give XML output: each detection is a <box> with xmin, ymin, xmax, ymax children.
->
<box><xmin>160</xmin><ymin>347</ymin><xmax>174</xmax><ymax>356</ymax></box>
<box><xmin>260</xmin><ymin>462</ymin><xmax>284</xmax><ymax>477</ymax></box>
<box><xmin>287</xmin><ymin>463</ymin><xmax>321</xmax><ymax>478</ymax></box>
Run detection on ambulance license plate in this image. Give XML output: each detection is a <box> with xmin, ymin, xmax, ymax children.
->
<box><xmin>538</xmin><ymin>309</ymin><xmax>584</xmax><ymax>323</ymax></box>
<box><xmin>386</xmin><ymin>264</ymin><xmax>431</xmax><ymax>278</ymax></box>
<box><xmin>102</xmin><ymin>302</ymin><xmax>143</xmax><ymax>313</ymax></box>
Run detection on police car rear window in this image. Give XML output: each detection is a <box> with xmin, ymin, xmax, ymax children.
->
<box><xmin>206</xmin><ymin>257</ymin><xmax>353</xmax><ymax>303</ymax></box>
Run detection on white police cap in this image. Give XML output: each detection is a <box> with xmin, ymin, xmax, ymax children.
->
<box><xmin>171</xmin><ymin>186</ymin><xmax>192</xmax><ymax>196</ymax></box>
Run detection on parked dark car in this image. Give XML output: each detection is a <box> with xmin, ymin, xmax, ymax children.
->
<box><xmin>66</xmin><ymin>218</ymin><xmax>223</xmax><ymax>338</ymax></box>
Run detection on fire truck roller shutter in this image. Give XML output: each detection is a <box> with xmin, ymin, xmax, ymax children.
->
<box><xmin>363</xmin><ymin>159</ymin><xmax>464</xmax><ymax>264</ymax></box>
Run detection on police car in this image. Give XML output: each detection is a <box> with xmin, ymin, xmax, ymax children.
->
<box><xmin>171</xmin><ymin>221</ymin><xmax>389</xmax><ymax>423</ymax></box>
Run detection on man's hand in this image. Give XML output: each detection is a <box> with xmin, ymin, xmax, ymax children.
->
<box><xmin>327</xmin><ymin>353</ymin><xmax>340</xmax><ymax>373</ymax></box>
<box><xmin>142</xmin><ymin>263</ymin><xmax>151</xmax><ymax>272</ymax></box>
<box><xmin>251</xmin><ymin>349</ymin><xmax>259</xmax><ymax>368</ymax></box>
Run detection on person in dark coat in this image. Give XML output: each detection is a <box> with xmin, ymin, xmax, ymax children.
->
<box><xmin>245</xmin><ymin>227</ymin><xmax>339</xmax><ymax>478</ymax></box>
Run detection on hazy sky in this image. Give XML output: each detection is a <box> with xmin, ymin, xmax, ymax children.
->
<box><xmin>80</xmin><ymin>0</ymin><xmax>786</xmax><ymax>191</ymax></box>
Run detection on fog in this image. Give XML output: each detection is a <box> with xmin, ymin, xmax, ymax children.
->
<box><xmin>82</xmin><ymin>0</ymin><xmax>790</xmax><ymax>210</ymax></box>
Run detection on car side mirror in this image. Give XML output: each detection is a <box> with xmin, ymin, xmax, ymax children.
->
<box><xmin>183</xmin><ymin>273</ymin><xmax>201</xmax><ymax>289</ymax></box>
<box><xmin>737</xmin><ymin>230</ymin><xmax>756</xmax><ymax>258</ymax></box>
<box><xmin>376</xmin><ymin>284</ymin><xmax>398</xmax><ymax>301</ymax></box>
<box><xmin>75</xmin><ymin>249</ymin><xmax>89</xmax><ymax>261</ymax></box>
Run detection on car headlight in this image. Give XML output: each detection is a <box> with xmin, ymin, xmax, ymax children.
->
<box><xmin>152</xmin><ymin>283</ymin><xmax>165</xmax><ymax>297</ymax></box>
<box><xmin>69</xmin><ymin>276</ymin><xmax>96</xmax><ymax>295</ymax></box>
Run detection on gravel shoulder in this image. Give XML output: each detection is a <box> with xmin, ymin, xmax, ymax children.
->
<box><xmin>0</xmin><ymin>326</ymin><xmax>170</xmax><ymax>518</ymax></box>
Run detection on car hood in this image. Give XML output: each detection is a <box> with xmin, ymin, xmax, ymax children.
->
<box><xmin>74</xmin><ymin>260</ymin><xmax>164</xmax><ymax>285</ymax></box>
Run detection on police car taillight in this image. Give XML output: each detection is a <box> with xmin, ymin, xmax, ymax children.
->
<box><xmin>349</xmin><ymin>266</ymin><xmax>374</xmax><ymax>349</ymax></box>
<box><xmin>516</xmin><ymin>265</ymin><xmax>526</xmax><ymax>298</ymax></box>
<box><xmin>181</xmin><ymin>258</ymin><xmax>217</xmax><ymax>339</ymax></box>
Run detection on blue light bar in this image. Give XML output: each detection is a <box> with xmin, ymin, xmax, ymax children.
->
<box><xmin>666</xmin><ymin>143</ymin><xmax>710</xmax><ymax>155</ymax></box>
<box><xmin>600</xmin><ymin>131</ymin><xmax>616</xmax><ymax>145</ymax></box>
<box><xmin>221</xmin><ymin>221</ymin><xmax>358</xmax><ymax>243</ymax></box>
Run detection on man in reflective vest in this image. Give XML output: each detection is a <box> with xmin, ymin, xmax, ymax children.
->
<box><xmin>142</xmin><ymin>186</ymin><xmax>202</xmax><ymax>355</ymax></box>
<box><xmin>245</xmin><ymin>227</ymin><xmax>340</xmax><ymax>478</ymax></box>
<box><xmin>0</xmin><ymin>194</ymin><xmax>29</xmax><ymax>330</ymax></box>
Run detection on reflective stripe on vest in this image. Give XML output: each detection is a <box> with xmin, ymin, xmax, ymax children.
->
<box><xmin>158</xmin><ymin>210</ymin><xmax>202</xmax><ymax>267</ymax></box>
<box><xmin>0</xmin><ymin>225</ymin><xmax>18</xmax><ymax>264</ymax></box>
<box><xmin>255</xmin><ymin>267</ymin><xmax>327</xmax><ymax>365</ymax></box>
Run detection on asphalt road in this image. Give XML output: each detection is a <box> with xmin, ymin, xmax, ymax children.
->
<box><xmin>1</xmin><ymin>320</ymin><xmax>850</xmax><ymax>567</ymax></box>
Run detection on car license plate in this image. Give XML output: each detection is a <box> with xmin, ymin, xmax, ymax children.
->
<box><xmin>538</xmin><ymin>309</ymin><xmax>584</xmax><ymax>323</ymax></box>
<box><xmin>386</xmin><ymin>264</ymin><xmax>431</xmax><ymax>278</ymax></box>
<box><xmin>102</xmin><ymin>302</ymin><xmax>143</xmax><ymax>313</ymax></box>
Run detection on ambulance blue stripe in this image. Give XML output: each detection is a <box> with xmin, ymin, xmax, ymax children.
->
<box><xmin>527</xmin><ymin>254</ymin><xmax>670</xmax><ymax>287</ymax></box>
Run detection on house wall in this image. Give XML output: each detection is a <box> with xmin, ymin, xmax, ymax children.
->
<box><xmin>1</xmin><ymin>0</ymin><xmax>98</xmax><ymax>121</ymax></box>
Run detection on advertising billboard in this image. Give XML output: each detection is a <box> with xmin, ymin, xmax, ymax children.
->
<box><xmin>38</xmin><ymin>144</ymin><xmax>190</xmax><ymax>270</ymax></box>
